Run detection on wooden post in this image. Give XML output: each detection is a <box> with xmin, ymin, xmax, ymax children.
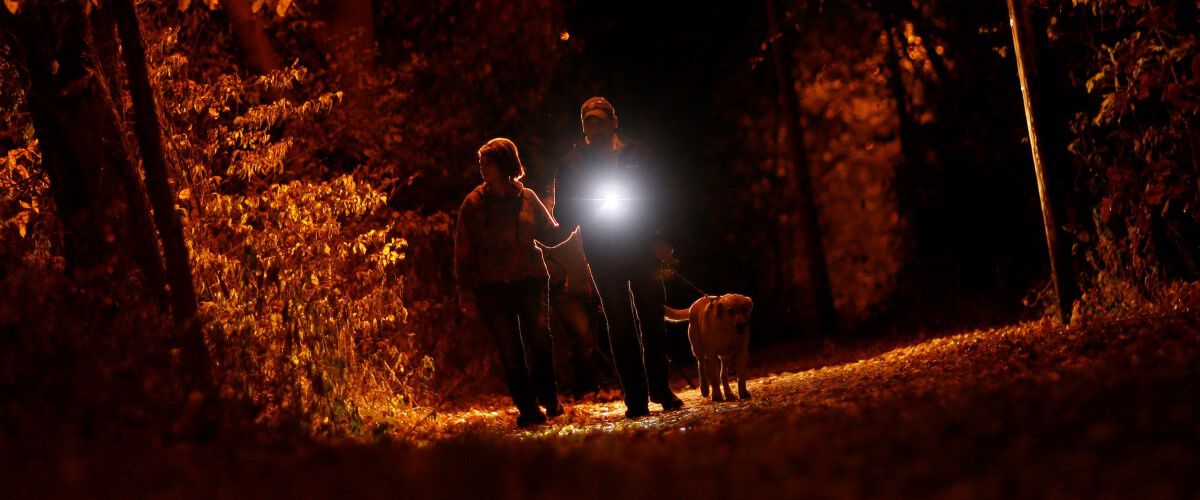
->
<box><xmin>1006</xmin><ymin>0</ymin><xmax>1076</xmax><ymax>323</ymax></box>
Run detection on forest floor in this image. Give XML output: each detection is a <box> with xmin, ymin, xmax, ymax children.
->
<box><xmin>11</xmin><ymin>309</ymin><xmax>1200</xmax><ymax>498</ymax></box>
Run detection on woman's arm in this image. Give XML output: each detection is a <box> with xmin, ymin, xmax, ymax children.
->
<box><xmin>453</xmin><ymin>196</ymin><xmax>479</xmax><ymax>310</ymax></box>
<box><xmin>528</xmin><ymin>189</ymin><xmax>570</xmax><ymax>246</ymax></box>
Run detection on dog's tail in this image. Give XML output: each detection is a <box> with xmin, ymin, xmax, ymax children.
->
<box><xmin>664</xmin><ymin>306</ymin><xmax>690</xmax><ymax>323</ymax></box>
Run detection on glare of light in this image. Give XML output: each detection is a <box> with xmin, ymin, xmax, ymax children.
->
<box><xmin>560</xmin><ymin>31</ymin><xmax>571</xmax><ymax>41</ymax></box>
<box><xmin>595</xmin><ymin>182</ymin><xmax>630</xmax><ymax>218</ymax></box>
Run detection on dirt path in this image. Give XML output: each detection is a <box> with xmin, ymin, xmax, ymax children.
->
<box><xmin>15</xmin><ymin>312</ymin><xmax>1200</xmax><ymax>498</ymax></box>
<box><xmin>418</xmin><ymin>346</ymin><xmax>896</xmax><ymax>439</ymax></box>
<box><xmin>390</xmin><ymin>311</ymin><xmax>1200</xmax><ymax>497</ymax></box>
<box><xmin>412</xmin><ymin>321</ymin><xmax>975</xmax><ymax>439</ymax></box>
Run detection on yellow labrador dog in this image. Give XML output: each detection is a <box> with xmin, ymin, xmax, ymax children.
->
<box><xmin>665</xmin><ymin>294</ymin><xmax>753</xmax><ymax>401</ymax></box>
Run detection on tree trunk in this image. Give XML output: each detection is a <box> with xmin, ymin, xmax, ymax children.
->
<box><xmin>879</xmin><ymin>11</ymin><xmax>931</xmax><ymax>302</ymax></box>
<box><xmin>223</xmin><ymin>0</ymin><xmax>282</xmax><ymax>75</ymax></box>
<box><xmin>765</xmin><ymin>0</ymin><xmax>839</xmax><ymax>334</ymax></box>
<box><xmin>89</xmin><ymin>4</ymin><xmax>126</xmax><ymax>122</ymax></box>
<box><xmin>90</xmin><ymin>3</ymin><xmax>171</xmax><ymax>309</ymax></box>
<box><xmin>883</xmin><ymin>23</ymin><xmax>918</xmax><ymax>166</ymax></box>
<box><xmin>4</xmin><ymin>3</ymin><xmax>163</xmax><ymax>304</ymax></box>
<box><xmin>895</xmin><ymin>2</ymin><xmax>950</xmax><ymax>84</ymax></box>
<box><xmin>915</xmin><ymin>27</ymin><xmax>950</xmax><ymax>84</ymax></box>
<box><xmin>1006</xmin><ymin>0</ymin><xmax>1079</xmax><ymax>323</ymax></box>
<box><xmin>111</xmin><ymin>0</ymin><xmax>215</xmax><ymax>395</ymax></box>
<box><xmin>770</xmin><ymin>104</ymin><xmax>787</xmax><ymax>297</ymax></box>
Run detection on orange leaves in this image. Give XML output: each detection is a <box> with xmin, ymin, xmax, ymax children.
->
<box><xmin>179</xmin><ymin>0</ymin><xmax>291</xmax><ymax>17</ymax></box>
<box><xmin>1</xmin><ymin>139</ymin><xmax>48</xmax><ymax>243</ymax></box>
<box><xmin>1053</xmin><ymin>2</ymin><xmax>1200</xmax><ymax>316</ymax></box>
<box><xmin>143</xmin><ymin>49</ymin><xmax>435</xmax><ymax>429</ymax></box>
<box><xmin>186</xmin><ymin>170</ymin><xmax>424</xmax><ymax>427</ymax></box>
<box><xmin>254</xmin><ymin>65</ymin><xmax>308</xmax><ymax>94</ymax></box>
<box><xmin>232</xmin><ymin>92</ymin><xmax>342</xmax><ymax>132</ymax></box>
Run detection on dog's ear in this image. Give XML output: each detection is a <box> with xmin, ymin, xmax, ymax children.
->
<box><xmin>716</xmin><ymin>300</ymin><xmax>727</xmax><ymax>316</ymax></box>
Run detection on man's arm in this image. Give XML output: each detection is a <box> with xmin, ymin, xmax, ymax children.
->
<box><xmin>627</xmin><ymin>141</ymin><xmax>675</xmax><ymax>260</ymax></box>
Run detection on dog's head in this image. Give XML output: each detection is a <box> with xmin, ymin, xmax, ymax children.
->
<box><xmin>716</xmin><ymin>294</ymin><xmax>753</xmax><ymax>335</ymax></box>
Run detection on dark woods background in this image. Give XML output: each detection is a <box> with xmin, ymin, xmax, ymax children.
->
<box><xmin>549</xmin><ymin>0</ymin><xmax>1054</xmax><ymax>341</ymax></box>
<box><xmin>1</xmin><ymin>0</ymin><xmax>1198</xmax><ymax>437</ymax></box>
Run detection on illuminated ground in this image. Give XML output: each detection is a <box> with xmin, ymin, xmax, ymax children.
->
<box><xmin>15</xmin><ymin>310</ymin><xmax>1200</xmax><ymax>497</ymax></box>
<box><xmin>418</xmin><ymin>312</ymin><xmax>1199</xmax><ymax>448</ymax></box>
<box><xmin>370</xmin><ymin>310</ymin><xmax>1198</xmax><ymax>498</ymax></box>
<box><xmin>416</xmin><ymin>334</ymin><xmax>973</xmax><ymax>440</ymax></box>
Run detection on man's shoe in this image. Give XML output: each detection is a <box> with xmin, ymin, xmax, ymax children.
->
<box><xmin>544</xmin><ymin>402</ymin><xmax>565</xmax><ymax>418</ymax></box>
<box><xmin>652</xmin><ymin>394</ymin><xmax>684</xmax><ymax>411</ymax></box>
<box><xmin>624</xmin><ymin>405</ymin><xmax>650</xmax><ymax>419</ymax></box>
<box><xmin>516</xmin><ymin>411</ymin><xmax>548</xmax><ymax>428</ymax></box>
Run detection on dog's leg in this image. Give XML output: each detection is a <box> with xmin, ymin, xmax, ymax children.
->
<box><xmin>736</xmin><ymin>351</ymin><xmax>751</xmax><ymax>399</ymax></box>
<box><xmin>690</xmin><ymin>324</ymin><xmax>709</xmax><ymax>398</ymax></box>
<box><xmin>706</xmin><ymin>356</ymin><xmax>725</xmax><ymax>402</ymax></box>
<box><xmin>718</xmin><ymin>355</ymin><xmax>734</xmax><ymax>401</ymax></box>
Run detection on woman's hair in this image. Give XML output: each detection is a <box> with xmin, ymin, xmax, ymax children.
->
<box><xmin>477</xmin><ymin>138</ymin><xmax>525</xmax><ymax>181</ymax></box>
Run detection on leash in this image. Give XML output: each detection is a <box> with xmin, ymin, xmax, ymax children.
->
<box><xmin>663</xmin><ymin>265</ymin><xmax>713</xmax><ymax>298</ymax></box>
<box><xmin>660</xmin><ymin>265</ymin><xmax>707</xmax><ymax>390</ymax></box>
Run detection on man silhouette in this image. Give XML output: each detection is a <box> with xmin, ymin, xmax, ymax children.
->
<box><xmin>553</xmin><ymin>97</ymin><xmax>683</xmax><ymax>418</ymax></box>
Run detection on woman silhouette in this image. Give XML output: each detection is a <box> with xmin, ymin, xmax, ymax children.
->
<box><xmin>454</xmin><ymin>138</ymin><xmax>568</xmax><ymax>427</ymax></box>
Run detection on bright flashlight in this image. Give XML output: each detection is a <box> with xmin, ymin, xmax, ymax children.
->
<box><xmin>595</xmin><ymin>181</ymin><xmax>631</xmax><ymax>218</ymax></box>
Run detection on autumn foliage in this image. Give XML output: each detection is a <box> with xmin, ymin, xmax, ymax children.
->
<box><xmin>0</xmin><ymin>0</ymin><xmax>565</xmax><ymax>437</ymax></box>
<box><xmin>0</xmin><ymin>0</ymin><xmax>1198</xmax><ymax>443</ymax></box>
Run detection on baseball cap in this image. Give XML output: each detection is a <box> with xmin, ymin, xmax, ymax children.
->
<box><xmin>581</xmin><ymin>96</ymin><xmax>616</xmax><ymax>121</ymax></box>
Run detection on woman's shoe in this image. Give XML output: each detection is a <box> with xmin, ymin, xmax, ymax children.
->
<box><xmin>516</xmin><ymin>410</ymin><xmax>548</xmax><ymax>428</ymax></box>
<box><xmin>624</xmin><ymin>405</ymin><xmax>650</xmax><ymax>419</ymax></box>
<box><xmin>652</xmin><ymin>393</ymin><xmax>684</xmax><ymax>411</ymax></box>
